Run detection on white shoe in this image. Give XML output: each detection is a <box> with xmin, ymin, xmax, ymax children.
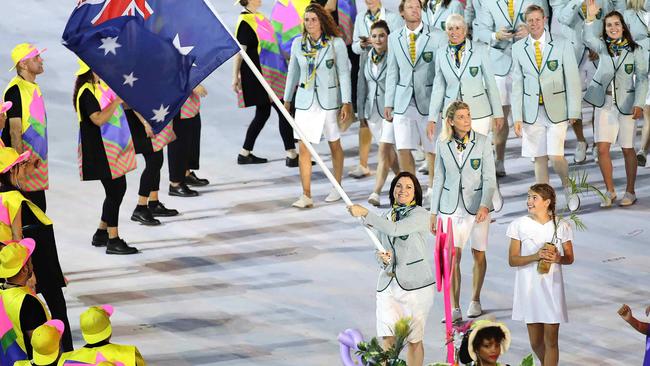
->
<box><xmin>348</xmin><ymin>165</ymin><xmax>371</xmax><ymax>179</ymax></box>
<box><xmin>414</xmin><ymin>148</ymin><xmax>425</xmax><ymax>162</ymax></box>
<box><xmin>495</xmin><ymin>160</ymin><xmax>506</xmax><ymax>177</ymax></box>
<box><xmin>292</xmin><ymin>195</ymin><xmax>313</xmax><ymax>208</ymax></box>
<box><xmin>441</xmin><ymin>308</ymin><xmax>463</xmax><ymax>323</ymax></box>
<box><xmin>593</xmin><ymin>146</ymin><xmax>599</xmax><ymax>163</ymax></box>
<box><xmin>324</xmin><ymin>188</ymin><xmax>342</xmax><ymax>203</ymax></box>
<box><xmin>368</xmin><ymin>192</ymin><xmax>380</xmax><ymax>207</ymax></box>
<box><xmin>467</xmin><ymin>301</ymin><xmax>482</xmax><ymax>318</ymax></box>
<box><xmin>564</xmin><ymin>189</ymin><xmax>581</xmax><ymax>212</ymax></box>
<box><xmin>417</xmin><ymin>160</ymin><xmax>429</xmax><ymax>174</ymax></box>
<box><xmin>574</xmin><ymin>141</ymin><xmax>588</xmax><ymax>164</ymax></box>
<box><xmin>637</xmin><ymin>150</ymin><xmax>647</xmax><ymax>167</ymax></box>
<box><xmin>619</xmin><ymin>192</ymin><xmax>637</xmax><ymax>207</ymax></box>
<box><xmin>600</xmin><ymin>190</ymin><xmax>617</xmax><ymax>208</ymax></box>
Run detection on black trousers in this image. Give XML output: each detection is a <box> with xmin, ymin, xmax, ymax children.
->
<box><xmin>168</xmin><ymin>116</ymin><xmax>193</xmax><ymax>183</ymax></box>
<box><xmin>347</xmin><ymin>45</ymin><xmax>359</xmax><ymax>112</ymax></box>
<box><xmin>138</xmin><ymin>150</ymin><xmax>163</xmax><ymax>197</ymax></box>
<box><xmin>20</xmin><ymin>190</ymin><xmax>72</xmax><ymax>352</ymax></box>
<box><xmin>242</xmin><ymin>102</ymin><xmax>295</xmax><ymax>151</ymax></box>
<box><xmin>188</xmin><ymin>113</ymin><xmax>201</xmax><ymax>170</ymax></box>
<box><xmin>100</xmin><ymin>176</ymin><xmax>127</xmax><ymax>227</ymax></box>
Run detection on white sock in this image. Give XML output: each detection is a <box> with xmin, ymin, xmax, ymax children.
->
<box><xmin>240</xmin><ymin>149</ymin><xmax>250</xmax><ymax>156</ymax></box>
<box><xmin>286</xmin><ymin>149</ymin><xmax>297</xmax><ymax>159</ymax></box>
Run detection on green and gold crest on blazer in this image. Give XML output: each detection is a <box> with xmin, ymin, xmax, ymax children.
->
<box><xmin>470</xmin><ymin>158</ymin><xmax>481</xmax><ymax>170</ymax></box>
<box><xmin>440</xmin><ymin>21</ymin><xmax>446</xmax><ymax>31</ymax></box>
<box><xmin>547</xmin><ymin>60</ymin><xmax>558</xmax><ymax>71</ymax></box>
<box><xmin>326</xmin><ymin>59</ymin><xmax>334</xmax><ymax>69</ymax></box>
<box><xmin>469</xmin><ymin>67</ymin><xmax>479</xmax><ymax>77</ymax></box>
<box><xmin>625</xmin><ymin>64</ymin><xmax>634</xmax><ymax>74</ymax></box>
<box><xmin>423</xmin><ymin>52</ymin><xmax>433</xmax><ymax>63</ymax></box>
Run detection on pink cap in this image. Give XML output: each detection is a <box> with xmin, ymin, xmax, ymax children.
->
<box><xmin>45</xmin><ymin>319</ymin><xmax>65</xmax><ymax>336</ymax></box>
<box><xmin>0</xmin><ymin>101</ymin><xmax>11</xmax><ymax>114</ymax></box>
<box><xmin>100</xmin><ymin>304</ymin><xmax>114</xmax><ymax>317</ymax></box>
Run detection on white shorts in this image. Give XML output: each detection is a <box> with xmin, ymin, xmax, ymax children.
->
<box><xmin>438</xmin><ymin>213</ymin><xmax>490</xmax><ymax>251</ymax></box>
<box><xmin>495</xmin><ymin>74</ymin><xmax>512</xmax><ymax>106</ymax></box>
<box><xmin>579</xmin><ymin>58</ymin><xmax>597</xmax><ymax>122</ymax></box>
<box><xmin>376</xmin><ymin>281</ymin><xmax>434</xmax><ymax>343</ymax></box>
<box><xmin>393</xmin><ymin>106</ymin><xmax>434</xmax><ymax>153</ymax></box>
<box><xmin>379</xmin><ymin>119</ymin><xmax>396</xmax><ymax>144</ymax></box>
<box><xmin>594</xmin><ymin>96</ymin><xmax>637</xmax><ymax>149</ymax></box>
<box><xmin>646</xmin><ymin>75</ymin><xmax>650</xmax><ymax>105</ymax></box>
<box><xmin>367</xmin><ymin>111</ymin><xmax>384</xmax><ymax>142</ymax></box>
<box><xmin>522</xmin><ymin>106</ymin><xmax>568</xmax><ymax>158</ymax></box>
<box><xmin>472</xmin><ymin>116</ymin><xmax>492</xmax><ymax>137</ymax></box>
<box><xmin>294</xmin><ymin>103</ymin><xmax>340</xmax><ymax>144</ymax></box>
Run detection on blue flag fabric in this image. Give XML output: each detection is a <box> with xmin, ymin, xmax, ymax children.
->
<box><xmin>62</xmin><ymin>0</ymin><xmax>239</xmax><ymax>133</ymax></box>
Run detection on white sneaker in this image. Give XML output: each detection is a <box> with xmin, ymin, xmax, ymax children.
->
<box><xmin>292</xmin><ymin>194</ymin><xmax>313</xmax><ymax>208</ymax></box>
<box><xmin>417</xmin><ymin>160</ymin><xmax>428</xmax><ymax>174</ymax></box>
<box><xmin>600</xmin><ymin>191</ymin><xmax>617</xmax><ymax>208</ymax></box>
<box><xmin>593</xmin><ymin>146</ymin><xmax>599</xmax><ymax>163</ymax></box>
<box><xmin>414</xmin><ymin>148</ymin><xmax>425</xmax><ymax>162</ymax></box>
<box><xmin>324</xmin><ymin>188</ymin><xmax>342</xmax><ymax>203</ymax></box>
<box><xmin>368</xmin><ymin>192</ymin><xmax>380</xmax><ymax>207</ymax></box>
<box><xmin>442</xmin><ymin>308</ymin><xmax>463</xmax><ymax>323</ymax></box>
<box><xmin>348</xmin><ymin>165</ymin><xmax>371</xmax><ymax>179</ymax></box>
<box><xmin>637</xmin><ymin>150</ymin><xmax>647</xmax><ymax>167</ymax></box>
<box><xmin>574</xmin><ymin>141</ymin><xmax>588</xmax><ymax>164</ymax></box>
<box><xmin>467</xmin><ymin>301</ymin><xmax>482</xmax><ymax>318</ymax></box>
<box><xmin>564</xmin><ymin>189</ymin><xmax>581</xmax><ymax>212</ymax></box>
<box><xmin>619</xmin><ymin>192</ymin><xmax>637</xmax><ymax>207</ymax></box>
<box><xmin>495</xmin><ymin>160</ymin><xmax>506</xmax><ymax>177</ymax></box>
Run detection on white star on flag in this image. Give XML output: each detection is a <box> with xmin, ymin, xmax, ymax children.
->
<box><xmin>151</xmin><ymin>104</ymin><xmax>170</xmax><ymax>123</ymax></box>
<box><xmin>99</xmin><ymin>36</ymin><xmax>121</xmax><ymax>55</ymax></box>
<box><xmin>172</xmin><ymin>34</ymin><xmax>194</xmax><ymax>56</ymax></box>
<box><xmin>122</xmin><ymin>72</ymin><xmax>138</xmax><ymax>87</ymax></box>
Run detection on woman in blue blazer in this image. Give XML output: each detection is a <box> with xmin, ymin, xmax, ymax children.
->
<box><xmin>423</xmin><ymin>0</ymin><xmax>465</xmax><ymax>33</ymax></box>
<box><xmin>283</xmin><ymin>3</ymin><xmax>352</xmax><ymax>208</ymax></box>
<box><xmin>584</xmin><ymin>1</ymin><xmax>648</xmax><ymax>207</ymax></box>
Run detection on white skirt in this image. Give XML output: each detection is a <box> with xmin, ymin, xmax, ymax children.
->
<box><xmin>294</xmin><ymin>103</ymin><xmax>340</xmax><ymax>144</ymax></box>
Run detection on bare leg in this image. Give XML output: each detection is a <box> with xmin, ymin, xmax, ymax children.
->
<box><xmin>149</xmin><ymin>191</ymin><xmax>159</xmax><ymax>201</ymax></box>
<box><xmin>534</xmin><ymin>156</ymin><xmax>550</xmax><ymax>184</ymax></box>
<box><xmin>407</xmin><ymin>341</ymin><xmax>424</xmax><ymax>366</ymax></box>
<box><xmin>451</xmin><ymin>247</ymin><xmax>462</xmax><ymax>309</ymax></box>
<box><xmin>494</xmin><ymin>105</ymin><xmax>510</xmax><ymax>162</ymax></box>
<box><xmin>543</xmin><ymin>324</ymin><xmax>560</xmax><ymax>366</ymax></box>
<box><xmin>427</xmin><ymin>152</ymin><xmax>435</xmax><ymax>189</ymax></box>
<box><xmin>107</xmin><ymin>226</ymin><xmax>118</xmax><ymax>239</ymax></box>
<box><xmin>571</xmin><ymin>119</ymin><xmax>586</xmax><ymax>142</ymax></box>
<box><xmin>298</xmin><ymin>141</ymin><xmax>313</xmax><ymax>197</ymax></box>
<box><xmin>398</xmin><ymin>149</ymin><xmax>415</xmax><ymax>174</ymax></box>
<box><xmin>329</xmin><ymin>139</ymin><xmax>344</xmax><ymax>184</ymax></box>
<box><xmin>622</xmin><ymin>148</ymin><xmax>637</xmax><ymax>194</ymax></box>
<box><xmin>382</xmin><ymin>336</ymin><xmax>395</xmax><ymax>351</ymax></box>
<box><xmin>137</xmin><ymin>196</ymin><xmax>147</xmax><ymax>205</ymax></box>
<box><xmin>527</xmin><ymin>323</ymin><xmax>546</xmax><ymax>364</ymax></box>
<box><xmin>373</xmin><ymin>143</ymin><xmax>396</xmax><ymax>195</ymax></box>
<box><xmin>549</xmin><ymin>155</ymin><xmax>569</xmax><ymax>187</ymax></box>
<box><xmin>471</xmin><ymin>249</ymin><xmax>486</xmax><ymax>302</ymax></box>
<box><xmin>358</xmin><ymin>122</ymin><xmax>372</xmax><ymax>169</ymax></box>
<box><xmin>597</xmin><ymin>142</ymin><xmax>614</xmax><ymax>192</ymax></box>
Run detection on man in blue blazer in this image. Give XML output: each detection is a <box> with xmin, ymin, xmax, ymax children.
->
<box><xmin>385</xmin><ymin>0</ymin><xmax>447</xmax><ymax>197</ymax></box>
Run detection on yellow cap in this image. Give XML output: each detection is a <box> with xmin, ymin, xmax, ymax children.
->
<box><xmin>31</xmin><ymin>319</ymin><xmax>64</xmax><ymax>365</ymax></box>
<box><xmin>0</xmin><ymin>239</ymin><xmax>35</xmax><ymax>278</ymax></box>
<box><xmin>75</xmin><ymin>59</ymin><xmax>90</xmax><ymax>76</ymax></box>
<box><xmin>80</xmin><ymin>305</ymin><xmax>113</xmax><ymax>344</ymax></box>
<box><xmin>0</xmin><ymin>147</ymin><xmax>31</xmax><ymax>174</ymax></box>
<box><xmin>10</xmin><ymin>43</ymin><xmax>46</xmax><ymax>71</ymax></box>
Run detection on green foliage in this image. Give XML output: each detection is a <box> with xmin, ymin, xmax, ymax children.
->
<box><xmin>560</xmin><ymin>169</ymin><xmax>605</xmax><ymax>231</ymax></box>
<box><xmin>519</xmin><ymin>353</ymin><xmax>535</xmax><ymax>366</ymax></box>
<box><xmin>356</xmin><ymin>318</ymin><xmax>412</xmax><ymax>365</ymax></box>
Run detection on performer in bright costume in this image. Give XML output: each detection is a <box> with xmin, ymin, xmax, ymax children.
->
<box><xmin>73</xmin><ymin>60</ymin><xmax>138</xmax><ymax>255</ymax></box>
<box><xmin>14</xmin><ymin>319</ymin><xmax>65</xmax><ymax>366</ymax></box>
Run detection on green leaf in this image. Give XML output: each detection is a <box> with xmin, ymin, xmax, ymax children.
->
<box><xmin>519</xmin><ymin>353</ymin><xmax>535</xmax><ymax>366</ymax></box>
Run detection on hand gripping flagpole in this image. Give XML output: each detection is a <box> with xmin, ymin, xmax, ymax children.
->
<box><xmin>205</xmin><ymin>1</ymin><xmax>386</xmax><ymax>252</ymax></box>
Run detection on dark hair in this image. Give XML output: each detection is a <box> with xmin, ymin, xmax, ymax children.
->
<box><xmin>388</xmin><ymin>172</ymin><xmax>423</xmax><ymax>206</ymax></box>
<box><xmin>303</xmin><ymin>3</ymin><xmax>342</xmax><ymax>38</ymax></box>
<box><xmin>72</xmin><ymin>70</ymin><xmax>94</xmax><ymax>111</ymax></box>
<box><xmin>472</xmin><ymin>326</ymin><xmax>506</xmax><ymax>357</ymax></box>
<box><xmin>370</xmin><ymin>20</ymin><xmax>390</xmax><ymax>35</ymax></box>
<box><xmin>529</xmin><ymin>183</ymin><xmax>556</xmax><ymax>222</ymax></box>
<box><xmin>602</xmin><ymin>11</ymin><xmax>638</xmax><ymax>55</ymax></box>
<box><xmin>238</xmin><ymin>0</ymin><xmax>250</xmax><ymax>6</ymax></box>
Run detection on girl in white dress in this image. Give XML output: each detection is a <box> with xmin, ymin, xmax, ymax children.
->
<box><xmin>506</xmin><ymin>183</ymin><xmax>575</xmax><ymax>366</ymax></box>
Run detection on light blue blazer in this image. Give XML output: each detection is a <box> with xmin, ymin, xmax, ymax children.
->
<box><xmin>475</xmin><ymin>0</ymin><xmax>546</xmax><ymax>76</ymax></box>
<box><xmin>351</xmin><ymin>8</ymin><xmax>404</xmax><ymax>55</ymax></box>
<box><xmin>465</xmin><ymin>0</ymin><xmax>485</xmax><ymax>37</ymax></box>
<box><xmin>357</xmin><ymin>50</ymin><xmax>389</xmax><ymax>120</ymax></box>
<box><xmin>428</xmin><ymin>39</ymin><xmax>504</xmax><ymax>122</ymax></box>
<box><xmin>430</xmin><ymin>130</ymin><xmax>497</xmax><ymax>215</ymax></box>
<box><xmin>423</xmin><ymin>0</ymin><xmax>465</xmax><ymax>33</ymax></box>
<box><xmin>385</xmin><ymin>25</ymin><xmax>448</xmax><ymax>116</ymax></box>
<box><xmin>511</xmin><ymin>33</ymin><xmax>582</xmax><ymax>123</ymax></box>
<box><xmin>623</xmin><ymin>9</ymin><xmax>650</xmax><ymax>42</ymax></box>
<box><xmin>558</xmin><ymin>0</ymin><xmax>615</xmax><ymax>63</ymax></box>
<box><xmin>363</xmin><ymin>206</ymin><xmax>434</xmax><ymax>292</ymax></box>
<box><xmin>582</xmin><ymin>22</ymin><xmax>649</xmax><ymax>114</ymax></box>
<box><xmin>284</xmin><ymin>36</ymin><xmax>352</xmax><ymax>110</ymax></box>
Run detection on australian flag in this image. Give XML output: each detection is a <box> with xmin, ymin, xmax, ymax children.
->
<box><xmin>62</xmin><ymin>0</ymin><xmax>239</xmax><ymax>133</ymax></box>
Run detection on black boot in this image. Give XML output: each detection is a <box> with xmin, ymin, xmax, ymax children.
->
<box><xmin>169</xmin><ymin>183</ymin><xmax>199</xmax><ymax>197</ymax></box>
<box><xmin>285</xmin><ymin>156</ymin><xmax>299</xmax><ymax>168</ymax></box>
<box><xmin>148</xmin><ymin>201</ymin><xmax>179</xmax><ymax>217</ymax></box>
<box><xmin>131</xmin><ymin>205</ymin><xmax>161</xmax><ymax>226</ymax></box>
<box><xmin>106</xmin><ymin>237</ymin><xmax>139</xmax><ymax>255</ymax></box>
<box><xmin>91</xmin><ymin>229</ymin><xmax>108</xmax><ymax>247</ymax></box>
<box><xmin>185</xmin><ymin>171</ymin><xmax>209</xmax><ymax>186</ymax></box>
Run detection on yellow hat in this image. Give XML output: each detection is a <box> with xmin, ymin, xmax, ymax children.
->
<box><xmin>0</xmin><ymin>147</ymin><xmax>31</xmax><ymax>174</ymax></box>
<box><xmin>31</xmin><ymin>319</ymin><xmax>64</xmax><ymax>365</ymax></box>
<box><xmin>10</xmin><ymin>43</ymin><xmax>46</xmax><ymax>71</ymax></box>
<box><xmin>75</xmin><ymin>59</ymin><xmax>90</xmax><ymax>76</ymax></box>
<box><xmin>0</xmin><ymin>238</ymin><xmax>36</xmax><ymax>278</ymax></box>
<box><xmin>80</xmin><ymin>305</ymin><xmax>114</xmax><ymax>344</ymax></box>
<box><xmin>467</xmin><ymin>319</ymin><xmax>511</xmax><ymax>362</ymax></box>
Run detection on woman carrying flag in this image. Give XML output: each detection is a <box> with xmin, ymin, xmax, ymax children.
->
<box><xmin>73</xmin><ymin>60</ymin><xmax>138</xmax><ymax>255</ymax></box>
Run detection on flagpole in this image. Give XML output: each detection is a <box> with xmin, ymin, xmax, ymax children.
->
<box><xmin>204</xmin><ymin>1</ymin><xmax>386</xmax><ymax>253</ymax></box>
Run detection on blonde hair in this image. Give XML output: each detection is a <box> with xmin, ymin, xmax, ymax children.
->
<box><xmin>439</xmin><ymin>100</ymin><xmax>470</xmax><ymax>141</ymax></box>
<box><xmin>627</xmin><ymin>0</ymin><xmax>645</xmax><ymax>10</ymax></box>
<box><xmin>445</xmin><ymin>13</ymin><xmax>466</xmax><ymax>31</ymax></box>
